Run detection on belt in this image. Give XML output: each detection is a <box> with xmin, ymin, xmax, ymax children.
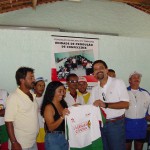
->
<box><xmin>47</xmin><ymin>131</ymin><xmax>64</xmax><ymax>134</ymax></box>
<box><xmin>106</xmin><ymin>114</ymin><xmax>125</xmax><ymax>123</ymax></box>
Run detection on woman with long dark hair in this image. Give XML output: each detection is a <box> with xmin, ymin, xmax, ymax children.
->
<box><xmin>41</xmin><ymin>81</ymin><xmax>69</xmax><ymax>150</ymax></box>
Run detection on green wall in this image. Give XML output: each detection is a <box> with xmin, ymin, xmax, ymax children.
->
<box><xmin>0</xmin><ymin>29</ymin><xmax>150</xmax><ymax>93</ymax></box>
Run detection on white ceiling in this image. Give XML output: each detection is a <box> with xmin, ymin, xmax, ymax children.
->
<box><xmin>0</xmin><ymin>0</ymin><xmax>150</xmax><ymax>38</ymax></box>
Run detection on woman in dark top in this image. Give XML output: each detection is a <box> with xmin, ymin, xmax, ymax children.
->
<box><xmin>41</xmin><ymin>81</ymin><xmax>69</xmax><ymax>150</ymax></box>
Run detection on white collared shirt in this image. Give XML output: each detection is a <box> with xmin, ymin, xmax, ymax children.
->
<box><xmin>5</xmin><ymin>88</ymin><xmax>39</xmax><ymax>149</ymax></box>
<box><xmin>125</xmin><ymin>88</ymin><xmax>150</xmax><ymax>119</ymax></box>
<box><xmin>89</xmin><ymin>77</ymin><xmax>129</xmax><ymax>119</ymax></box>
<box><xmin>64</xmin><ymin>89</ymin><xmax>84</xmax><ymax>107</ymax></box>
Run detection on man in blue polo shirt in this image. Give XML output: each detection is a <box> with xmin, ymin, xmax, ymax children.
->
<box><xmin>125</xmin><ymin>71</ymin><xmax>150</xmax><ymax>150</ymax></box>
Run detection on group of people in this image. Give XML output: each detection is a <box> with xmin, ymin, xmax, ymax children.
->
<box><xmin>0</xmin><ymin>59</ymin><xmax>150</xmax><ymax>150</ymax></box>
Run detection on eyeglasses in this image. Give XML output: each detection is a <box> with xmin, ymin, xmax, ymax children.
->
<box><xmin>102</xmin><ymin>92</ymin><xmax>106</xmax><ymax>101</ymax></box>
<box><xmin>69</xmin><ymin>80</ymin><xmax>78</xmax><ymax>83</ymax></box>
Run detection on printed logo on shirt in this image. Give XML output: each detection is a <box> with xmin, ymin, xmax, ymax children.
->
<box><xmin>73</xmin><ymin>120</ymin><xmax>91</xmax><ymax>135</ymax></box>
<box><xmin>88</xmin><ymin>120</ymin><xmax>91</xmax><ymax>128</ymax></box>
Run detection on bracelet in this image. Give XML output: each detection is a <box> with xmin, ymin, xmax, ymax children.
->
<box><xmin>60</xmin><ymin>116</ymin><xmax>64</xmax><ymax>120</ymax></box>
<box><xmin>11</xmin><ymin>141</ymin><xmax>17</xmax><ymax>144</ymax></box>
<box><xmin>105</xmin><ymin>103</ymin><xmax>108</xmax><ymax>108</ymax></box>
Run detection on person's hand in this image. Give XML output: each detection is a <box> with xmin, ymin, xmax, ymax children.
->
<box><xmin>145</xmin><ymin>115</ymin><xmax>150</xmax><ymax>121</ymax></box>
<box><xmin>72</xmin><ymin>103</ymin><xmax>81</xmax><ymax>107</ymax></box>
<box><xmin>62</xmin><ymin>108</ymin><xmax>70</xmax><ymax>118</ymax></box>
<box><xmin>11</xmin><ymin>141</ymin><xmax>22</xmax><ymax>150</ymax></box>
<box><xmin>93</xmin><ymin>99</ymin><xmax>105</xmax><ymax>108</ymax></box>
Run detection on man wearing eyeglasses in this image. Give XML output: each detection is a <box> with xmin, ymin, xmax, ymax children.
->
<box><xmin>64</xmin><ymin>73</ymin><xmax>84</xmax><ymax>107</ymax></box>
<box><xmin>89</xmin><ymin>60</ymin><xmax>129</xmax><ymax>150</ymax></box>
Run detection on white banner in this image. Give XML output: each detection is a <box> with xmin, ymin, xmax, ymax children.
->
<box><xmin>51</xmin><ymin>36</ymin><xmax>99</xmax><ymax>89</ymax></box>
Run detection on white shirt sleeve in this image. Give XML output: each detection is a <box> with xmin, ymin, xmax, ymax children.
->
<box><xmin>5</xmin><ymin>94</ymin><xmax>18</xmax><ymax>121</ymax></box>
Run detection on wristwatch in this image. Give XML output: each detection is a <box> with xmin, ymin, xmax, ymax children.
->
<box><xmin>105</xmin><ymin>103</ymin><xmax>108</xmax><ymax>108</ymax></box>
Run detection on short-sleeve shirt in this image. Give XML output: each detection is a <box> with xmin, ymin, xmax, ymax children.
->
<box><xmin>89</xmin><ymin>77</ymin><xmax>129</xmax><ymax>119</ymax></box>
<box><xmin>5</xmin><ymin>88</ymin><xmax>39</xmax><ymax>149</ymax></box>
<box><xmin>125</xmin><ymin>87</ymin><xmax>150</xmax><ymax>119</ymax></box>
<box><xmin>64</xmin><ymin>89</ymin><xmax>84</xmax><ymax>107</ymax></box>
<box><xmin>65</xmin><ymin>105</ymin><xmax>103</xmax><ymax>149</ymax></box>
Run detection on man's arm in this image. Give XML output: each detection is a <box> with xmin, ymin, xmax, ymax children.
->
<box><xmin>145</xmin><ymin>115</ymin><xmax>150</xmax><ymax>121</ymax></box>
<box><xmin>5</xmin><ymin>122</ymin><xmax>22</xmax><ymax>150</ymax></box>
<box><xmin>105</xmin><ymin>101</ymin><xmax>129</xmax><ymax>109</ymax></box>
<box><xmin>0</xmin><ymin>109</ymin><xmax>5</xmax><ymax>116</ymax></box>
<box><xmin>94</xmin><ymin>100</ymin><xmax>129</xmax><ymax>109</ymax></box>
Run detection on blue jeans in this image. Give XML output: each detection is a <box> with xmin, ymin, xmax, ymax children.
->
<box><xmin>101</xmin><ymin>118</ymin><xmax>126</xmax><ymax>150</ymax></box>
<box><xmin>45</xmin><ymin>133</ymin><xmax>68</xmax><ymax>150</ymax></box>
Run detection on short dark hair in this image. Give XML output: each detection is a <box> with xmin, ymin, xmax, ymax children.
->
<box><xmin>108</xmin><ymin>69</ymin><xmax>115</xmax><ymax>73</ymax></box>
<box><xmin>66</xmin><ymin>73</ymin><xmax>78</xmax><ymax>81</ymax></box>
<box><xmin>92</xmin><ymin>60</ymin><xmax>108</xmax><ymax>70</ymax></box>
<box><xmin>15</xmin><ymin>67</ymin><xmax>34</xmax><ymax>86</ymax></box>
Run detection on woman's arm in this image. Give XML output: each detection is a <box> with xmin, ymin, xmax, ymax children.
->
<box><xmin>44</xmin><ymin>104</ymin><xmax>69</xmax><ymax>131</ymax></box>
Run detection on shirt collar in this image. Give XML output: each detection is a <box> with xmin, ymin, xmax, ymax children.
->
<box><xmin>16</xmin><ymin>87</ymin><xmax>36</xmax><ymax>99</ymax></box>
<box><xmin>127</xmin><ymin>86</ymin><xmax>142</xmax><ymax>92</ymax></box>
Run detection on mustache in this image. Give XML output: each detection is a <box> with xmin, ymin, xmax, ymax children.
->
<box><xmin>135</xmin><ymin>80</ymin><xmax>140</xmax><ymax>82</ymax></box>
<box><xmin>134</xmin><ymin>80</ymin><xmax>140</xmax><ymax>83</ymax></box>
<box><xmin>96</xmin><ymin>71</ymin><xmax>103</xmax><ymax>75</ymax></box>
